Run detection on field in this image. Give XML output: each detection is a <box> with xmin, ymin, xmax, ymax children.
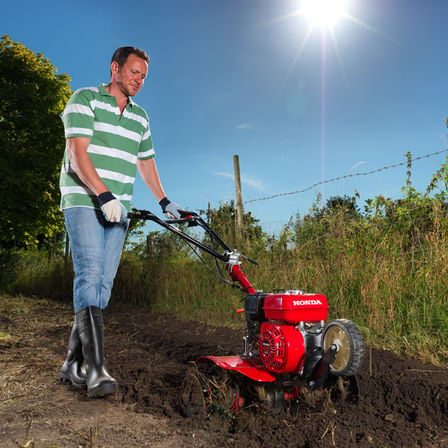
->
<box><xmin>1</xmin><ymin>295</ymin><xmax>447</xmax><ymax>448</ymax></box>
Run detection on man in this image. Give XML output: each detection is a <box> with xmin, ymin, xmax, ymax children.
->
<box><xmin>58</xmin><ymin>46</ymin><xmax>183</xmax><ymax>398</ymax></box>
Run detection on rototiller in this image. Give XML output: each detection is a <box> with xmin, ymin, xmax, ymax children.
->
<box><xmin>130</xmin><ymin>209</ymin><xmax>365</xmax><ymax>416</ymax></box>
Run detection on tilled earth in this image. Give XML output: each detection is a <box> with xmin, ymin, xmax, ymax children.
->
<box><xmin>0</xmin><ymin>295</ymin><xmax>447</xmax><ymax>447</ymax></box>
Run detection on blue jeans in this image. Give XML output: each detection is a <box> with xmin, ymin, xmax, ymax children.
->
<box><xmin>64</xmin><ymin>207</ymin><xmax>129</xmax><ymax>313</ymax></box>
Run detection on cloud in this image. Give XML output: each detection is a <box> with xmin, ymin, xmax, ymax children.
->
<box><xmin>236</xmin><ymin>123</ymin><xmax>252</xmax><ymax>130</ymax></box>
<box><xmin>349</xmin><ymin>161</ymin><xmax>367</xmax><ymax>171</ymax></box>
<box><xmin>242</xmin><ymin>175</ymin><xmax>264</xmax><ymax>190</ymax></box>
<box><xmin>214</xmin><ymin>171</ymin><xmax>234</xmax><ymax>180</ymax></box>
<box><xmin>213</xmin><ymin>171</ymin><xmax>265</xmax><ymax>191</ymax></box>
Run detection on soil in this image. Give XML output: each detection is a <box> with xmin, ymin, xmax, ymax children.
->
<box><xmin>1</xmin><ymin>296</ymin><xmax>447</xmax><ymax>448</ymax></box>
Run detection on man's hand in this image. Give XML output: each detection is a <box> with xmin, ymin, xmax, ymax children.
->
<box><xmin>159</xmin><ymin>197</ymin><xmax>184</xmax><ymax>219</ymax></box>
<box><xmin>98</xmin><ymin>192</ymin><xmax>126</xmax><ymax>223</ymax></box>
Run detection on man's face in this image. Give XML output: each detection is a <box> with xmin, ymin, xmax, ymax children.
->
<box><xmin>113</xmin><ymin>54</ymin><xmax>148</xmax><ymax>97</ymax></box>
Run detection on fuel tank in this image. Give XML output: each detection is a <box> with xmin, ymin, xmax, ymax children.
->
<box><xmin>263</xmin><ymin>291</ymin><xmax>329</xmax><ymax>323</ymax></box>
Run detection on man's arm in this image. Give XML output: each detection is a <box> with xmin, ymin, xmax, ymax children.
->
<box><xmin>67</xmin><ymin>137</ymin><xmax>108</xmax><ymax>196</ymax></box>
<box><xmin>137</xmin><ymin>158</ymin><xmax>167</xmax><ymax>202</ymax></box>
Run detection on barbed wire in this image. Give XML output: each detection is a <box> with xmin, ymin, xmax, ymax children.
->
<box><xmin>245</xmin><ymin>149</ymin><xmax>448</xmax><ymax>204</ymax></box>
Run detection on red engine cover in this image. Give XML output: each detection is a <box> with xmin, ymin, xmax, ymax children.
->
<box><xmin>258</xmin><ymin>323</ymin><xmax>305</xmax><ymax>373</ymax></box>
<box><xmin>263</xmin><ymin>292</ymin><xmax>329</xmax><ymax>323</ymax></box>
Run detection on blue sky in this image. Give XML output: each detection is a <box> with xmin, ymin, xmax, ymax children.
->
<box><xmin>2</xmin><ymin>0</ymin><xmax>448</xmax><ymax>233</ymax></box>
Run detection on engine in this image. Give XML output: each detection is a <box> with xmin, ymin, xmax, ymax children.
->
<box><xmin>258</xmin><ymin>322</ymin><xmax>305</xmax><ymax>372</ymax></box>
<box><xmin>245</xmin><ymin>291</ymin><xmax>329</xmax><ymax>374</ymax></box>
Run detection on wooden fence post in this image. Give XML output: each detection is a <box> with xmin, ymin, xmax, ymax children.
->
<box><xmin>233</xmin><ymin>155</ymin><xmax>244</xmax><ymax>243</ymax></box>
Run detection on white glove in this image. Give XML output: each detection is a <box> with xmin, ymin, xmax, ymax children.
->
<box><xmin>97</xmin><ymin>192</ymin><xmax>126</xmax><ymax>223</ymax></box>
<box><xmin>159</xmin><ymin>197</ymin><xmax>184</xmax><ymax>219</ymax></box>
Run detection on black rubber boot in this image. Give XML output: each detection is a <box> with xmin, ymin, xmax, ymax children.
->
<box><xmin>76</xmin><ymin>306</ymin><xmax>118</xmax><ymax>398</ymax></box>
<box><xmin>59</xmin><ymin>317</ymin><xmax>87</xmax><ymax>388</ymax></box>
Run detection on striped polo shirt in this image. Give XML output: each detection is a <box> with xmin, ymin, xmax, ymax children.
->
<box><xmin>59</xmin><ymin>84</ymin><xmax>154</xmax><ymax>211</ymax></box>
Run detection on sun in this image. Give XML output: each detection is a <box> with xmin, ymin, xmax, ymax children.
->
<box><xmin>301</xmin><ymin>0</ymin><xmax>347</xmax><ymax>28</ymax></box>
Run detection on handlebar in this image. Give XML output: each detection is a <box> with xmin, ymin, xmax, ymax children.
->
<box><xmin>128</xmin><ymin>208</ymin><xmax>257</xmax><ymax>266</ymax></box>
<box><xmin>129</xmin><ymin>208</ymin><xmax>258</xmax><ymax>293</ymax></box>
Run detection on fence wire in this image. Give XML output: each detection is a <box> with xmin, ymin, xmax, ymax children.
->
<box><xmin>245</xmin><ymin>149</ymin><xmax>448</xmax><ymax>204</ymax></box>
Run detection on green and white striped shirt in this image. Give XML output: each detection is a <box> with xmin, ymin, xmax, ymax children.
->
<box><xmin>59</xmin><ymin>84</ymin><xmax>154</xmax><ymax>211</ymax></box>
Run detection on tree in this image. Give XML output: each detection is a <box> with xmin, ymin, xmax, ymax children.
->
<box><xmin>0</xmin><ymin>35</ymin><xmax>72</xmax><ymax>248</ymax></box>
<box><xmin>205</xmin><ymin>201</ymin><xmax>266</xmax><ymax>251</ymax></box>
<box><xmin>304</xmin><ymin>194</ymin><xmax>361</xmax><ymax>222</ymax></box>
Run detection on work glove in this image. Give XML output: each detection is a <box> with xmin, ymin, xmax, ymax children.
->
<box><xmin>97</xmin><ymin>192</ymin><xmax>127</xmax><ymax>223</ymax></box>
<box><xmin>159</xmin><ymin>197</ymin><xmax>184</xmax><ymax>219</ymax></box>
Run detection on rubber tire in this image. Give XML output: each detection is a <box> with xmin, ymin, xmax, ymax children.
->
<box><xmin>322</xmin><ymin>319</ymin><xmax>364</xmax><ymax>376</ymax></box>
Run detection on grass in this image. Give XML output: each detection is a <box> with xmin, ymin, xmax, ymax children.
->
<box><xmin>0</xmin><ymin>331</ymin><xmax>11</xmax><ymax>342</ymax></box>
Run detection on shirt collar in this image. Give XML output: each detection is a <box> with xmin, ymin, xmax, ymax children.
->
<box><xmin>99</xmin><ymin>83</ymin><xmax>135</xmax><ymax>107</ymax></box>
<box><xmin>99</xmin><ymin>83</ymin><xmax>110</xmax><ymax>97</ymax></box>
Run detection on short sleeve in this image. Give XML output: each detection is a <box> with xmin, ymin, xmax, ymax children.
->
<box><xmin>61</xmin><ymin>89</ymin><xmax>95</xmax><ymax>138</ymax></box>
<box><xmin>137</xmin><ymin>114</ymin><xmax>155</xmax><ymax>160</ymax></box>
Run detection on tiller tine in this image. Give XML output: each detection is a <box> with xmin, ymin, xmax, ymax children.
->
<box><xmin>309</xmin><ymin>344</ymin><xmax>337</xmax><ymax>390</ymax></box>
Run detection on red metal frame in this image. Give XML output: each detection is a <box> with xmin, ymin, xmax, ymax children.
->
<box><xmin>227</xmin><ymin>264</ymin><xmax>257</xmax><ymax>294</ymax></box>
<box><xmin>198</xmin><ymin>355</ymin><xmax>276</xmax><ymax>382</ymax></box>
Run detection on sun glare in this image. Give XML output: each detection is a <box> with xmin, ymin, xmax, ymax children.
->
<box><xmin>301</xmin><ymin>0</ymin><xmax>347</xmax><ymax>28</ymax></box>
<box><xmin>265</xmin><ymin>0</ymin><xmax>390</xmax><ymax>202</ymax></box>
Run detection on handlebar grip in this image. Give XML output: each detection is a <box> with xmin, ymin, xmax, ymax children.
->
<box><xmin>180</xmin><ymin>210</ymin><xmax>199</xmax><ymax>219</ymax></box>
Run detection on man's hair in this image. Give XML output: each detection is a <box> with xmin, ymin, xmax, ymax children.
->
<box><xmin>111</xmin><ymin>46</ymin><xmax>150</xmax><ymax>68</ymax></box>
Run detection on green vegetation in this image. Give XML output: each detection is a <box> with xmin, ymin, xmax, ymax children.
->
<box><xmin>0</xmin><ymin>35</ymin><xmax>71</xmax><ymax>249</ymax></box>
<box><xmin>0</xmin><ymin>331</ymin><xmax>12</xmax><ymax>342</ymax></box>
